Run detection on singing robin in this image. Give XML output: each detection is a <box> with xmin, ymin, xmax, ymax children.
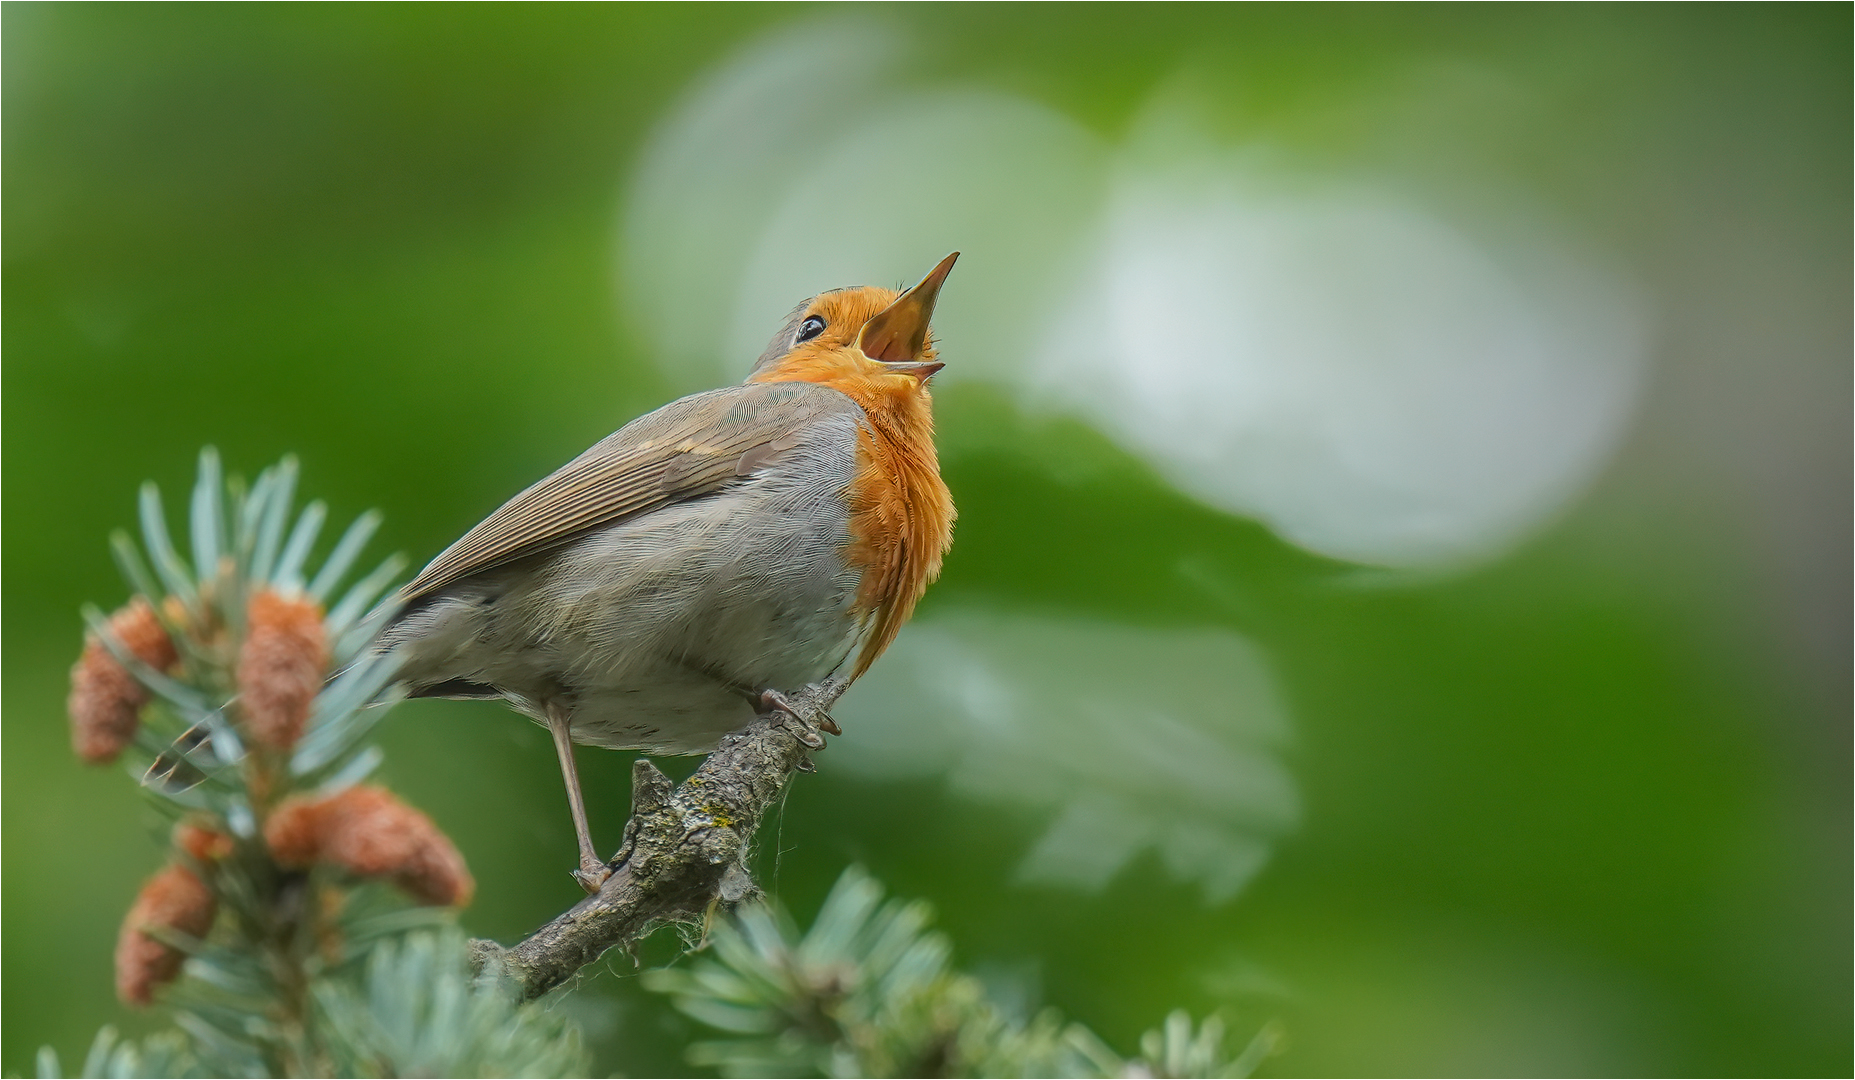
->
<box><xmin>382</xmin><ymin>254</ymin><xmax>958</xmax><ymax>889</ymax></box>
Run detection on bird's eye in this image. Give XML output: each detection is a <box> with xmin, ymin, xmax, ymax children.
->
<box><xmin>796</xmin><ymin>315</ymin><xmax>827</xmax><ymax>343</ymax></box>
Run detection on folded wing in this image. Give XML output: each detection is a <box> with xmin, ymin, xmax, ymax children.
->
<box><xmin>402</xmin><ymin>381</ymin><xmax>864</xmax><ymax>603</ymax></box>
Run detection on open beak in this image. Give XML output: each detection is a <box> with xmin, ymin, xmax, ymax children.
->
<box><xmin>857</xmin><ymin>251</ymin><xmax>958</xmax><ymax>382</ymax></box>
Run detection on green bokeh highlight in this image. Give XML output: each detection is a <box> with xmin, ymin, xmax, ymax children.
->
<box><xmin>5</xmin><ymin>5</ymin><xmax>1847</xmax><ymax>1076</ymax></box>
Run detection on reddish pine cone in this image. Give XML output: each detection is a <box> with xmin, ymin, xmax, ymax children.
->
<box><xmin>69</xmin><ymin>597</ymin><xmax>179</xmax><ymax>764</ymax></box>
<box><xmin>115</xmin><ymin>863</ymin><xmax>216</xmax><ymax>1007</ymax></box>
<box><xmin>175</xmin><ymin>821</ymin><xmax>234</xmax><ymax>863</ymax></box>
<box><xmin>237</xmin><ymin>589</ymin><xmax>328</xmax><ymax>750</ymax></box>
<box><xmin>266</xmin><ymin>785</ymin><xmax>474</xmax><ymax>907</ymax></box>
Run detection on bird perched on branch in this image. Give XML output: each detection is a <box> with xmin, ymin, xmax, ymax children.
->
<box><xmin>382</xmin><ymin>254</ymin><xmax>959</xmax><ymax>890</ymax></box>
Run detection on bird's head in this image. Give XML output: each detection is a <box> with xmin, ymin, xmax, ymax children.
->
<box><xmin>747</xmin><ymin>252</ymin><xmax>958</xmax><ymax>403</ymax></box>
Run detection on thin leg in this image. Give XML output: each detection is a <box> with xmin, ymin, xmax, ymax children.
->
<box><xmin>546</xmin><ymin>703</ymin><xmax>611</xmax><ymax>892</ymax></box>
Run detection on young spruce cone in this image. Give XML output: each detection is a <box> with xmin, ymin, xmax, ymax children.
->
<box><xmin>115</xmin><ymin>863</ymin><xmax>217</xmax><ymax>1006</ymax></box>
<box><xmin>237</xmin><ymin>588</ymin><xmax>328</xmax><ymax>750</ymax></box>
<box><xmin>175</xmin><ymin>820</ymin><xmax>235</xmax><ymax>864</ymax></box>
<box><xmin>68</xmin><ymin>597</ymin><xmax>178</xmax><ymax>764</ymax></box>
<box><xmin>266</xmin><ymin>784</ymin><xmax>474</xmax><ymax>907</ymax></box>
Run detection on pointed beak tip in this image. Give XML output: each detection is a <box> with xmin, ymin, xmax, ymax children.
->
<box><xmin>856</xmin><ymin>251</ymin><xmax>961</xmax><ymax>365</ymax></box>
<box><xmin>923</xmin><ymin>251</ymin><xmax>959</xmax><ymax>289</ymax></box>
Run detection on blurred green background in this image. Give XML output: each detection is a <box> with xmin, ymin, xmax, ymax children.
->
<box><xmin>5</xmin><ymin>4</ymin><xmax>1848</xmax><ymax>1076</ymax></box>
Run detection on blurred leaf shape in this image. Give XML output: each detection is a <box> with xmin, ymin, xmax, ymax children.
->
<box><xmin>1035</xmin><ymin>100</ymin><xmax>1650</xmax><ymax>568</ymax></box>
<box><xmin>837</xmin><ymin>610</ymin><xmax>1297</xmax><ymax>904</ymax></box>
<box><xmin>622</xmin><ymin>19</ymin><xmax>1649</xmax><ymax>570</ymax></box>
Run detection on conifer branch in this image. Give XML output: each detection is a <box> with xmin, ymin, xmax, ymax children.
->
<box><xmin>46</xmin><ymin>450</ymin><xmax>589</xmax><ymax>1078</ymax></box>
<box><xmin>472</xmin><ymin>679</ymin><xmax>847</xmax><ymax>1001</ymax></box>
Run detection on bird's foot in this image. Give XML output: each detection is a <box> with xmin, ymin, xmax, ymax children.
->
<box><xmin>572</xmin><ymin>854</ymin><xmax>614</xmax><ymax>894</ymax></box>
<box><xmin>758</xmin><ymin>681</ymin><xmax>845</xmax><ymax>752</ymax></box>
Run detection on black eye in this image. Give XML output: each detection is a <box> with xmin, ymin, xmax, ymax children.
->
<box><xmin>796</xmin><ymin>315</ymin><xmax>827</xmax><ymax>343</ymax></box>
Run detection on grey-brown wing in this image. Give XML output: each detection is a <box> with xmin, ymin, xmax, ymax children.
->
<box><xmin>402</xmin><ymin>381</ymin><xmax>862</xmax><ymax>602</ymax></box>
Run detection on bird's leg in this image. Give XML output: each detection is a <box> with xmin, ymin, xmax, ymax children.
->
<box><xmin>545</xmin><ymin>703</ymin><xmax>611</xmax><ymax>893</ymax></box>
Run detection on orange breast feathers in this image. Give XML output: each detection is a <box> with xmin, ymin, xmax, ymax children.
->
<box><xmin>841</xmin><ymin>395</ymin><xmax>953</xmax><ymax>677</ymax></box>
<box><xmin>747</xmin><ymin>287</ymin><xmax>956</xmax><ymax>679</ymax></box>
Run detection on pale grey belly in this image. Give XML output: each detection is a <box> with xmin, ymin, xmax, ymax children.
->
<box><xmin>389</xmin><ymin>469</ymin><xmax>867</xmax><ymax>755</ymax></box>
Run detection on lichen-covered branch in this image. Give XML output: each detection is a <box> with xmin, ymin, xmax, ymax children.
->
<box><xmin>472</xmin><ymin>678</ymin><xmax>847</xmax><ymax>1001</ymax></box>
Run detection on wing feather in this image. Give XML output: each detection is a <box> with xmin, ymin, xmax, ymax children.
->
<box><xmin>402</xmin><ymin>382</ymin><xmax>861</xmax><ymax>601</ymax></box>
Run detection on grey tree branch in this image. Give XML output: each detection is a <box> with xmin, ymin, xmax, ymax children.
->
<box><xmin>470</xmin><ymin>678</ymin><xmax>847</xmax><ymax>1002</ymax></box>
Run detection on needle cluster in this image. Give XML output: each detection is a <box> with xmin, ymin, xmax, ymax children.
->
<box><xmin>643</xmin><ymin>867</ymin><xmax>1281</xmax><ymax>1079</ymax></box>
<box><xmin>44</xmin><ymin>449</ymin><xmax>585</xmax><ymax>1079</ymax></box>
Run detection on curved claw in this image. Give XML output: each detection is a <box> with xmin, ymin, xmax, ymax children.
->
<box><xmin>785</xmin><ymin>717</ymin><xmax>826</xmax><ymax>751</ymax></box>
<box><xmin>573</xmin><ymin>858</ymin><xmax>614</xmax><ymax>894</ymax></box>
<box><xmin>759</xmin><ymin>688</ymin><xmax>832</xmax><ymax>750</ymax></box>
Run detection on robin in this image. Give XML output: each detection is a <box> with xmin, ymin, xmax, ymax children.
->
<box><xmin>382</xmin><ymin>254</ymin><xmax>959</xmax><ymax>890</ymax></box>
